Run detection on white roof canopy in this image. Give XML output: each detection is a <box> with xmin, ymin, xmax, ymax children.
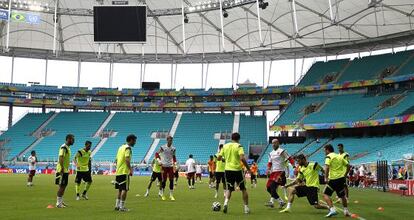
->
<box><xmin>0</xmin><ymin>0</ymin><xmax>413</xmax><ymax>63</ymax></box>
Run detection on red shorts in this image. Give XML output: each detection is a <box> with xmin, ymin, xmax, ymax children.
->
<box><xmin>162</xmin><ymin>167</ymin><xmax>174</xmax><ymax>181</ymax></box>
<box><xmin>266</xmin><ymin>171</ymin><xmax>286</xmax><ymax>188</ymax></box>
<box><xmin>187</xmin><ymin>172</ymin><xmax>195</xmax><ymax>179</ymax></box>
<box><xmin>29</xmin><ymin>170</ymin><xmax>36</xmax><ymax>177</ymax></box>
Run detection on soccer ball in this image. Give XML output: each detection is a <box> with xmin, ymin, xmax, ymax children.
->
<box><xmin>212</xmin><ymin>202</ymin><xmax>221</xmax><ymax>212</ymax></box>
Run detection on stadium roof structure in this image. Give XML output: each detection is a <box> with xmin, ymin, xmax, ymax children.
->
<box><xmin>0</xmin><ymin>0</ymin><xmax>414</xmax><ymax>64</ymax></box>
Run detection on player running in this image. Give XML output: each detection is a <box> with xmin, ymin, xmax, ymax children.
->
<box><xmin>250</xmin><ymin>162</ymin><xmax>258</xmax><ymax>188</ymax></box>
<box><xmin>208</xmin><ymin>155</ymin><xmax>216</xmax><ymax>188</ymax></box>
<box><xmin>74</xmin><ymin>141</ymin><xmax>93</xmax><ymax>200</ymax></box>
<box><xmin>185</xmin><ymin>154</ymin><xmax>196</xmax><ymax>189</ymax></box>
<box><xmin>214</xmin><ymin>144</ymin><xmax>226</xmax><ymax>198</ymax></box>
<box><xmin>280</xmin><ymin>154</ymin><xmax>328</xmax><ymax>213</ymax></box>
<box><xmin>144</xmin><ymin>153</ymin><xmax>162</xmax><ymax>197</ymax></box>
<box><xmin>27</xmin><ymin>150</ymin><xmax>37</xmax><ymax>187</ymax></box>
<box><xmin>217</xmin><ymin>132</ymin><xmax>251</xmax><ymax>214</ymax></box>
<box><xmin>323</xmin><ymin>144</ymin><xmax>351</xmax><ymax>217</ymax></box>
<box><xmin>265</xmin><ymin>139</ymin><xmax>294</xmax><ymax>209</ymax></box>
<box><xmin>157</xmin><ymin>135</ymin><xmax>177</xmax><ymax>201</ymax></box>
<box><xmin>114</xmin><ymin>134</ymin><xmax>137</xmax><ymax>212</ymax></box>
<box><xmin>336</xmin><ymin>143</ymin><xmax>350</xmax><ymax>203</ymax></box>
<box><xmin>55</xmin><ymin>134</ymin><xmax>74</xmax><ymax>208</ymax></box>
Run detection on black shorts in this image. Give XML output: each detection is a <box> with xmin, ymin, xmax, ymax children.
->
<box><xmin>251</xmin><ymin>174</ymin><xmax>257</xmax><ymax>180</ymax></box>
<box><xmin>295</xmin><ymin>185</ymin><xmax>319</xmax><ymax>205</ymax></box>
<box><xmin>209</xmin><ymin>172</ymin><xmax>214</xmax><ymax>179</ymax></box>
<box><xmin>75</xmin><ymin>171</ymin><xmax>92</xmax><ymax>184</ymax></box>
<box><xmin>29</xmin><ymin>170</ymin><xmax>36</xmax><ymax>177</ymax></box>
<box><xmin>174</xmin><ymin>171</ymin><xmax>179</xmax><ymax>178</ymax></box>
<box><xmin>151</xmin><ymin>172</ymin><xmax>162</xmax><ymax>182</ymax></box>
<box><xmin>115</xmin><ymin>175</ymin><xmax>130</xmax><ymax>191</ymax></box>
<box><xmin>324</xmin><ymin>177</ymin><xmax>346</xmax><ymax>197</ymax></box>
<box><xmin>215</xmin><ymin>172</ymin><xmax>226</xmax><ymax>184</ymax></box>
<box><xmin>225</xmin><ymin>170</ymin><xmax>245</xmax><ymax>191</ymax></box>
<box><xmin>55</xmin><ymin>173</ymin><xmax>69</xmax><ymax>186</ymax></box>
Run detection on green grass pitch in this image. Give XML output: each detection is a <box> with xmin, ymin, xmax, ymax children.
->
<box><xmin>0</xmin><ymin>174</ymin><xmax>413</xmax><ymax>220</ymax></box>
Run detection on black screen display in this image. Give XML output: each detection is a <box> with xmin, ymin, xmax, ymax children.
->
<box><xmin>94</xmin><ymin>6</ymin><xmax>147</xmax><ymax>42</ymax></box>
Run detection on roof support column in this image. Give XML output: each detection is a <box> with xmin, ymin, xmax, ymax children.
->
<box><xmin>171</xmin><ymin>62</ymin><xmax>174</xmax><ymax>89</ymax></box>
<box><xmin>44</xmin><ymin>58</ymin><xmax>48</xmax><ymax>86</ymax></box>
<box><xmin>231</xmin><ymin>59</ymin><xmax>234</xmax><ymax>88</ymax></box>
<box><xmin>201</xmin><ymin>62</ymin><xmax>204</xmax><ymax>89</ymax></box>
<box><xmin>267</xmin><ymin>60</ymin><xmax>273</xmax><ymax>86</ymax></box>
<box><xmin>204</xmin><ymin>63</ymin><xmax>209</xmax><ymax>89</ymax></box>
<box><xmin>262</xmin><ymin>59</ymin><xmax>265</xmax><ymax>87</ymax></box>
<box><xmin>109</xmin><ymin>60</ymin><xmax>114</xmax><ymax>88</ymax></box>
<box><xmin>10</xmin><ymin>55</ymin><xmax>14</xmax><ymax>83</ymax></box>
<box><xmin>77</xmin><ymin>59</ymin><xmax>81</xmax><ymax>87</ymax></box>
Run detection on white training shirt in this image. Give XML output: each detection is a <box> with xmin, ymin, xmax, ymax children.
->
<box><xmin>28</xmin><ymin>155</ymin><xmax>37</xmax><ymax>171</ymax></box>
<box><xmin>159</xmin><ymin>144</ymin><xmax>176</xmax><ymax>168</ymax></box>
<box><xmin>196</xmin><ymin>165</ymin><xmax>202</xmax><ymax>174</ymax></box>
<box><xmin>268</xmin><ymin>148</ymin><xmax>289</xmax><ymax>172</ymax></box>
<box><xmin>185</xmin><ymin>158</ymin><xmax>196</xmax><ymax>173</ymax></box>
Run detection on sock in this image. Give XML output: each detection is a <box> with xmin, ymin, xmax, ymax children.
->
<box><xmin>169</xmin><ymin>190</ymin><xmax>174</xmax><ymax>197</ymax></box>
<box><xmin>283</xmin><ymin>188</ymin><xmax>288</xmax><ymax>197</ymax></box>
<box><xmin>115</xmin><ymin>199</ymin><xmax>120</xmax><ymax>208</ymax></box>
<box><xmin>287</xmin><ymin>202</ymin><xmax>292</xmax><ymax>209</ymax></box>
<box><xmin>146</xmin><ymin>189</ymin><xmax>149</xmax><ymax>194</ymax></box>
<box><xmin>277</xmin><ymin>198</ymin><xmax>284</xmax><ymax>203</ymax></box>
<box><xmin>57</xmin><ymin>197</ymin><xmax>62</xmax><ymax>205</ymax></box>
<box><xmin>343</xmin><ymin>207</ymin><xmax>349</xmax><ymax>212</ymax></box>
<box><xmin>244</xmin><ymin>205</ymin><xmax>249</xmax><ymax>210</ymax></box>
<box><xmin>270</xmin><ymin>197</ymin><xmax>274</xmax><ymax>203</ymax></box>
<box><xmin>224</xmin><ymin>198</ymin><xmax>229</xmax><ymax>206</ymax></box>
<box><xmin>83</xmin><ymin>182</ymin><xmax>91</xmax><ymax>194</ymax></box>
<box><xmin>119</xmin><ymin>200</ymin><xmax>125</xmax><ymax>209</ymax></box>
<box><xmin>75</xmin><ymin>184</ymin><xmax>80</xmax><ymax>196</ymax></box>
<box><xmin>330</xmin><ymin>207</ymin><xmax>336</xmax><ymax>212</ymax></box>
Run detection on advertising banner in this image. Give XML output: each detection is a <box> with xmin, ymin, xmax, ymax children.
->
<box><xmin>0</xmin><ymin>9</ymin><xmax>9</xmax><ymax>21</ymax></box>
<box><xmin>389</xmin><ymin>179</ymin><xmax>414</xmax><ymax>196</ymax></box>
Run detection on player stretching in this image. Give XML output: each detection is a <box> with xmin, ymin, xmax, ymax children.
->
<box><xmin>157</xmin><ymin>135</ymin><xmax>177</xmax><ymax>201</ymax></box>
<box><xmin>208</xmin><ymin>155</ymin><xmax>216</xmax><ymax>188</ymax></box>
<box><xmin>250</xmin><ymin>162</ymin><xmax>258</xmax><ymax>188</ymax></box>
<box><xmin>144</xmin><ymin>153</ymin><xmax>162</xmax><ymax>197</ymax></box>
<box><xmin>114</xmin><ymin>134</ymin><xmax>137</xmax><ymax>212</ymax></box>
<box><xmin>265</xmin><ymin>139</ymin><xmax>294</xmax><ymax>209</ymax></box>
<box><xmin>27</xmin><ymin>151</ymin><xmax>37</xmax><ymax>187</ymax></box>
<box><xmin>55</xmin><ymin>134</ymin><xmax>74</xmax><ymax>208</ymax></box>
<box><xmin>74</xmin><ymin>141</ymin><xmax>93</xmax><ymax>200</ymax></box>
<box><xmin>323</xmin><ymin>144</ymin><xmax>351</xmax><ymax>217</ymax></box>
<box><xmin>336</xmin><ymin>143</ymin><xmax>350</xmax><ymax>203</ymax></box>
<box><xmin>280</xmin><ymin>154</ymin><xmax>328</xmax><ymax>213</ymax></box>
<box><xmin>214</xmin><ymin>144</ymin><xmax>226</xmax><ymax>198</ymax></box>
<box><xmin>217</xmin><ymin>132</ymin><xmax>251</xmax><ymax>214</ymax></box>
<box><xmin>185</xmin><ymin>154</ymin><xmax>196</xmax><ymax>189</ymax></box>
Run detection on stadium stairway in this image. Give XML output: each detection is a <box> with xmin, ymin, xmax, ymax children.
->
<box><xmin>93</xmin><ymin>112</ymin><xmax>176</xmax><ymax>162</ymax></box>
<box><xmin>32</xmin><ymin>112</ymin><xmax>110</xmax><ymax>161</ymax></box>
<box><xmin>143</xmin><ymin>113</ymin><xmax>183</xmax><ymax>163</ymax></box>
<box><xmin>232</xmin><ymin>114</ymin><xmax>240</xmax><ymax>133</ymax></box>
<box><xmin>0</xmin><ymin>113</ymin><xmax>54</xmax><ymax>160</ymax></box>
<box><xmin>13</xmin><ymin>112</ymin><xmax>59</xmax><ymax>160</ymax></box>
